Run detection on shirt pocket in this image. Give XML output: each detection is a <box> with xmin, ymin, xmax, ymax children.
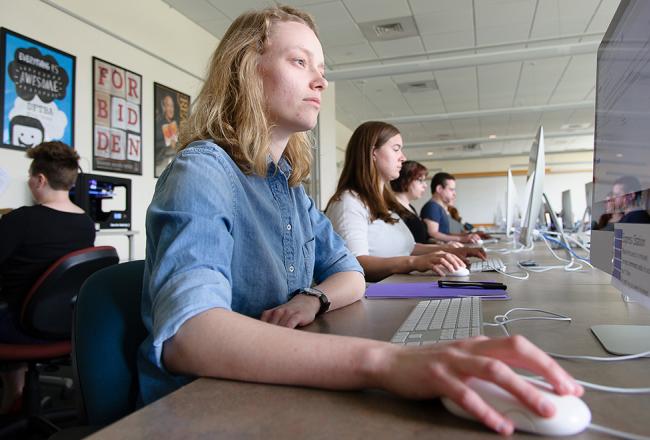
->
<box><xmin>302</xmin><ymin>236</ymin><xmax>315</xmax><ymax>279</ymax></box>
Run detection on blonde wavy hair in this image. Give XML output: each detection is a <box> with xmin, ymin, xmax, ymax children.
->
<box><xmin>178</xmin><ymin>6</ymin><xmax>318</xmax><ymax>187</ymax></box>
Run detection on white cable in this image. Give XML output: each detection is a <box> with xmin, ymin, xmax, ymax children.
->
<box><xmin>523</xmin><ymin>375</ymin><xmax>650</xmax><ymax>394</ymax></box>
<box><xmin>493</xmin><ymin>266</ymin><xmax>530</xmax><ymax>280</ymax></box>
<box><xmin>565</xmin><ymin>233</ymin><xmax>592</xmax><ymax>255</ymax></box>
<box><xmin>534</xmin><ymin>233</ymin><xmax>586</xmax><ymax>272</ymax></box>
<box><xmin>588</xmin><ymin>423</ymin><xmax>650</xmax><ymax>440</ymax></box>
<box><xmin>547</xmin><ymin>350</ymin><xmax>650</xmax><ymax>361</ymax></box>
<box><xmin>485</xmin><ymin>308</ymin><xmax>572</xmax><ymax>336</ymax></box>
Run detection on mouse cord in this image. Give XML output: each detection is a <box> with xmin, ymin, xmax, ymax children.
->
<box><xmin>522</xmin><ymin>375</ymin><xmax>650</xmax><ymax>395</ymax></box>
<box><xmin>486</xmin><ymin>309</ymin><xmax>650</xmax><ymax>362</ymax></box>
<box><xmin>587</xmin><ymin>424</ymin><xmax>650</xmax><ymax>440</ymax></box>
<box><xmin>492</xmin><ymin>266</ymin><xmax>530</xmax><ymax>280</ymax></box>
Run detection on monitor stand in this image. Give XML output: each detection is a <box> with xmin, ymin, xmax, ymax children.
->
<box><xmin>591</xmin><ymin>325</ymin><xmax>650</xmax><ymax>355</ymax></box>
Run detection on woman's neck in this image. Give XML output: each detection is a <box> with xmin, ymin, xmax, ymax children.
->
<box><xmin>36</xmin><ymin>189</ymin><xmax>83</xmax><ymax>213</ymax></box>
<box><xmin>394</xmin><ymin>192</ymin><xmax>411</xmax><ymax>209</ymax></box>
<box><xmin>269</xmin><ymin>129</ymin><xmax>290</xmax><ymax>163</ymax></box>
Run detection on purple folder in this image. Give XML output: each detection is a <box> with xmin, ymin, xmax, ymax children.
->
<box><xmin>365</xmin><ymin>282</ymin><xmax>510</xmax><ymax>300</ymax></box>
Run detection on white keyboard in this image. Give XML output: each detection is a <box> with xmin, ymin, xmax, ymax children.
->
<box><xmin>470</xmin><ymin>257</ymin><xmax>506</xmax><ymax>272</ymax></box>
<box><xmin>390</xmin><ymin>297</ymin><xmax>483</xmax><ymax>345</ymax></box>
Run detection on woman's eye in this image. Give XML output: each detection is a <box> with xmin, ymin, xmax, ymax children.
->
<box><xmin>294</xmin><ymin>58</ymin><xmax>306</xmax><ymax>67</ymax></box>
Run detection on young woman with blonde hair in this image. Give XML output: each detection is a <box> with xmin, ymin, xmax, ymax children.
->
<box><xmin>141</xmin><ymin>7</ymin><xmax>582</xmax><ymax>435</ymax></box>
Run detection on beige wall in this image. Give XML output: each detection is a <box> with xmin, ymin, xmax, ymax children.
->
<box><xmin>0</xmin><ymin>0</ymin><xmax>217</xmax><ymax>260</ymax></box>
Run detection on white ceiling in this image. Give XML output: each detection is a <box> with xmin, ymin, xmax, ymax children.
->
<box><xmin>161</xmin><ymin>0</ymin><xmax>621</xmax><ymax>161</ymax></box>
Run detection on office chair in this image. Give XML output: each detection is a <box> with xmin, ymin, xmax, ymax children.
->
<box><xmin>72</xmin><ymin>259</ymin><xmax>147</xmax><ymax>428</ymax></box>
<box><xmin>0</xmin><ymin>246</ymin><xmax>119</xmax><ymax>437</ymax></box>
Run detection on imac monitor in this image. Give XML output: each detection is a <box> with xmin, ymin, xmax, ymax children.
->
<box><xmin>518</xmin><ymin>126</ymin><xmax>546</xmax><ymax>247</ymax></box>
<box><xmin>505</xmin><ymin>169</ymin><xmax>519</xmax><ymax>236</ymax></box>
<box><xmin>561</xmin><ymin>190</ymin><xmax>574</xmax><ymax>231</ymax></box>
<box><xmin>590</xmin><ymin>0</ymin><xmax>650</xmax><ymax>354</ymax></box>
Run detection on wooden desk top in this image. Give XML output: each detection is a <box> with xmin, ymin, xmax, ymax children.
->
<box><xmin>90</xmin><ymin>242</ymin><xmax>650</xmax><ymax>439</ymax></box>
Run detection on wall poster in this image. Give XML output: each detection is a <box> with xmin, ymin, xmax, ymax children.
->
<box><xmin>1</xmin><ymin>28</ymin><xmax>75</xmax><ymax>151</ymax></box>
<box><xmin>92</xmin><ymin>57</ymin><xmax>142</xmax><ymax>175</ymax></box>
<box><xmin>153</xmin><ymin>82</ymin><xmax>189</xmax><ymax>177</ymax></box>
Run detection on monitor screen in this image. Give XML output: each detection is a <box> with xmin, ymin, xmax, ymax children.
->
<box><xmin>519</xmin><ymin>126</ymin><xmax>546</xmax><ymax>247</ymax></box>
<box><xmin>505</xmin><ymin>169</ymin><xmax>518</xmax><ymax>236</ymax></box>
<box><xmin>590</xmin><ymin>0</ymin><xmax>650</xmax><ymax>354</ymax></box>
<box><xmin>562</xmin><ymin>190</ymin><xmax>574</xmax><ymax>231</ymax></box>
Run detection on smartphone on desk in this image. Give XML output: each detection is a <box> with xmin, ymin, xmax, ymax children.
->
<box><xmin>438</xmin><ymin>280</ymin><xmax>507</xmax><ymax>290</ymax></box>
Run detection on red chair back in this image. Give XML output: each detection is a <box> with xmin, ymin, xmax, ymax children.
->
<box><xmin>19</xmin><ymin>246</ymin><xmax>119</xmax><ymax>340</ymax></box>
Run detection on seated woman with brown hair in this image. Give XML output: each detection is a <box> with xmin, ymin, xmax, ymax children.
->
<box><xmin>0</xmin><ymin>141</ymin><xmax>95</xmax><ymax>414</ymax></box>
<box><xmin>326</xmin><ymin>121</ymin><xmax>485</xmax><ymax>282</ymax></box>
<box><xmin>391</xmin><ymin>160</ymin><xmax>431</xmax><ymax>244</ymax></box>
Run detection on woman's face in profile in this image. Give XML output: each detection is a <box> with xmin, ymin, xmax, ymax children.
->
<box><xmin>372</xmin><ymin>133</ymin><xmax>406</xmax><ymax>182</ymax></box>
<box><xmin>258</xmin><ymin>20</ymin><xmax>327</xmax><ymax>136</ymax></box>
<box><xmin>407</xmin><ymin>174</ymin><xmax>427</xmax><ymax>201</ymax></box>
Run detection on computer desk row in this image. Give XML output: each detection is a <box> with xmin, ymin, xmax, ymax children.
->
<box><xmin>89</xmin><ymin>242</ymin><xmax>650</xmax><ymax>439</ymax></box>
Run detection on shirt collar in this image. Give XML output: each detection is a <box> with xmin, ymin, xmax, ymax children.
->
<box><xmin>266</xmin><ymin>154</ymin><xmax>293</xmax><ymax>178</ymax></box>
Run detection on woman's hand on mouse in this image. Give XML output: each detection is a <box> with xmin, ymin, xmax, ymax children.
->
<box><xmin>369</xmin><ymin>335</ymin><xmax>583</xmax><ymax>435</ymax></box>
<box><xmin>412</xmin><ymin>252</ymin><xmax>465</xmax><ymax>276</ymax></box>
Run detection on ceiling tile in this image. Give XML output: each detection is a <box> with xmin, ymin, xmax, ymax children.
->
<box><xmin>475</xmin><ymin>0</ymin><xmax>536</xmax><ymax>28</ymax></box>
<box><xmin>530</xmin><ymin>0</ymin><xmax>601</xmax><ymax>39</ymax></box>
<box><xmin>166</xmin><ymin>0</ymin><xmax>225</xmax><ymax>23</ymax></box>
<box><xmin>548</xmin><ymin>54</ymin><xmax>595</xmax><ymax>104</ymax></box>
<box><xmin>586</xmin><ymin>0</ymin><xmax>622</xmax><ymax>33</ymax></box>
<box><xmin>301</xmin><ymin>2</ymin><xmax>353</xmax><ymax>27</ymax></box>
<box><xmin>514</xmin><ymin>57</ymin><xmax>570</xmax><ymax>106</ymax></box>
<box><xmin>207</xmin><ymin>0</ymin><xmax>275</xmax><ymax>20</ymax></box>
<box><xmin>343</xmin><ymin>0</ymin><xmax>411</xmax><ymax>23</ymax></box>
<box><xmin>402</xmin><ymin>90</ymin><xmax>446</xmax><ymax>114</ymax></box>
<box><xmin>390</xmin><ymin>72</ymin><xmax>435</xmax><ymax>83</ymax></box>
<box><xmin>415</xmin><ymin>9</ymin><xmax>474</xmax><ymax>35</ymax></box>
<box><xmin>409</xmin><ymin>0</ymin><xmax>472</xmax><ymax>15</ymax></box>
<box><xmin>435</xmin><ymin>67</ymin><xmax>478</xmax><ymax>112</ymax></box>
<box><xmin>370</xmin><ymin>36</ymin><xmax>425</xmax><ymax>58</ymax></box>
<box><xmin>421</xmin><ymin>31</ymin><xmax>475</xmax><ymax>52</ymax></box>
<box><xmin>326</xmin><ymin>42</ymin><xmax>377</xmax><ymax>64</ymax></box>
<box><xmin>476</xmin><ymin>23</ymin><xmax>531</xmax><ymax>45</ymax></box>
<box><xmin>197</xmin><ymin>18</ymin><xmax>232</xmax><ymax>38</ymax></box>
<box><xmin>478</xmin><ymin>61</ymin><xmax>521</xmax><ymax>109</ymax></box>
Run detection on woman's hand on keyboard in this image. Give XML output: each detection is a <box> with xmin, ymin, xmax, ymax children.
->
<box><xmin>412</xmin><ymin>251</ymin><xmax>465</xmax><ymax>276</ymax></box>
<box><xmin>446</xmin><ymin>246</ymin><xmax>487</xmax><ymax>263</ymax></box>
<box><xmin>260</xmin><ymin>294</ymin><xmax>320</xmax><ymax>328</ymax></box>
<box><xmin>372</xmin><ymin>335</ymin><xmax>583</xmax><ymax>435</ymax></box>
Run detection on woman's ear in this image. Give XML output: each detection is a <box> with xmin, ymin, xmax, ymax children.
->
<box><xmin>35</xmin><ymin>173</ymin><xmax>48</xmax><ymax>188</ymax></box>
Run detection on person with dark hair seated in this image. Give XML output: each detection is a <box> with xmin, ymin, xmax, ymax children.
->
<box><xmin>421</xmin><ymin>172</ymin><xmax>481</xmax><ymax>244</ymax></box>
<box><xmin>611</xmin><ymin>175</ymin><xmax>650</xmax><ymax>224</ymax></box>
<box><xmin>0</xmin><ymin>141</ymin><xmax>95</xmax><ymax>414</ymax></box>
<box><xmin>390</xmin><ymin>160</ymin><xmax>430</xmax><ymax>244</ymax></box>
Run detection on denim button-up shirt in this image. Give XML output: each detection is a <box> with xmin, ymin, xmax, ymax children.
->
<box><xmin>138</xmin><ymin>141</ymin><xmax>362</xmax><ymax>404</ymax></box>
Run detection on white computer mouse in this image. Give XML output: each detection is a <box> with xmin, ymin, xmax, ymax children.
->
<box><xmin>445</xmin><ymin>267</ymin><xmax>470</xmax><ymax>277</ymax></box>
<box><xmin>441</xmin><ymin>378</ymin><xmax>591</xmax><ymax>436</ymax></box>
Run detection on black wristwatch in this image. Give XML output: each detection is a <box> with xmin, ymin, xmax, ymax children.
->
<box><xmin>291</xmin><ymin>287</ymin><xmax>330</xmax><ymax>316</ymax></box>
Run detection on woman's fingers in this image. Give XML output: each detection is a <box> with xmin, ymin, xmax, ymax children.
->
<box><xmin>442</xmin><ymin>375</ymin><xmax>514</xmax><ymax>435</ymax></box>
<box><xmin>467</xmin><ymin>336</ymin><xmax>582</xmax><ymax>396</ymax></box>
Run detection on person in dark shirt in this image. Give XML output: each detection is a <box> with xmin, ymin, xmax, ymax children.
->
<box><xmin>611</xmin><ymin>176</ymin><xmax>650</xmax><ymax>225</ymax></box>
<box><xmin>0</xmin><ymin>141</ymin><xmax>95</xmax><ymax>414</ymax></box>
<box><xmin>420</xmin><ymin>172</ymin><xmax>480</xmax><ymax>243</ymax></box>
<box><xmin>391</xmin><ymin>160</ymin><xmax>430</xmax><ymax>243</ymax></box>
